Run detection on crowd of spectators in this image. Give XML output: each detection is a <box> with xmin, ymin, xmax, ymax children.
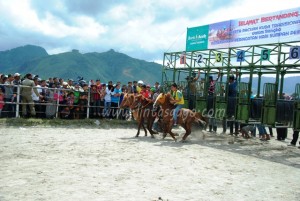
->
<box><xmin>0</xmin><ymin>72</ymin><xmax>161</xmax><ymax>119</ymax></box>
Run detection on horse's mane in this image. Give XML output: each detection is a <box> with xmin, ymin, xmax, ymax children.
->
<box><xmin>165</xmin><ymin>93</ymin><xmax>174</xmax><ymax>103</ymax></box>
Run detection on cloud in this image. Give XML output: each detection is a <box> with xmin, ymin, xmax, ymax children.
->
<box><xmin>0</xmin><ymin>0</ymin><xmax>300</xmax><ymax>63</ymax></box>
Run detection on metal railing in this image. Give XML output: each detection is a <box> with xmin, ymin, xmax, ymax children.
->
<box><xmin>0</xmin><ymin>84</ymin><xmax>125</xmax><ymax>119</ymax></box>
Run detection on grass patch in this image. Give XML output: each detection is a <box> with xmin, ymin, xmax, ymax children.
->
<box><xmin>0</xmin><ymin>118</ymin><xmax>138</xmax><ymax>129</ymax></box>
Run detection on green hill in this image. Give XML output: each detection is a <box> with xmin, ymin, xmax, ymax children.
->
<box><xmin>1</xmin><ymin>46</ymin><xmax>163</xmax><ymax>85</ymax></box>
<box><xmin>0</xmin><ymin>45</ymin><xmax>48</xmax><ymax>72</ymax></box>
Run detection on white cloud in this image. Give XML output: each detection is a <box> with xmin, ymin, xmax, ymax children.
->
<box><xmin>0</xmin><ymin>0</ymin><xmax>300</xmax><ymax>62</ymax></box>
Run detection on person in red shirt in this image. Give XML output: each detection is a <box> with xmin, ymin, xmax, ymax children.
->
<box><xmin>140</xmin><ymin>84</ymin><xmax>150</xmax><ymax>98</ymax></box>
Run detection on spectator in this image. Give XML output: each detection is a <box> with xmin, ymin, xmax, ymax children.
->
<box><xmin>45</xmin><ymin>83</ymin><xmax>57</xmax><ymax>118</ymax></box>
<box><xmin>140</xmin><ymin>84</ymin><xmax>150</xmax><ymax>98</ymax></box>
<box><xmin>78</xmin><ymin>83</ymin><xmax>89</xmax><ymax>118</ymax></box>
<box><xmin>0</xmin><ymin>87</ymin><xmax>4</xmax><ymax>117</ymax></box>
<box><xmin>12</xmin><ymin>73</ymin><xmax>21</xmax><ymax>110</ymax></box>
<box><xmin>257</xmin><ymin>124</ymin><xmax>270</xmax><ymax>141</ymax></box>
<box><xmin>68</xmin><ymin>79</ymin><xmax>74</xmax><ymax>90</ymax></box>
<box><xmin>127</xmin><ymin>81</ymin><xmax>133</xmax><ymax>94</ymax></box>
<box><xmin>207</xmin><ymin>71</ymin><xmax>220</xmax><ymax>133</ymax></box>
<box><xmin>241</xmin><ymin>124</ymin><xmax>255</xmax><ymax>138</ymax></box>
<box><xmin>3</xmin><ymin>74</ymin><xmax>15</xmax><ymax>117</ymax></box>
<box><xmin>186</xmin><ymin>70</ymin><xmax>201</xmax><ymax>110</ymax></box>
<box><xmin>32</xmin><ymin>77</ymin><xmax>43</xmax><ymax>118</ymax></box>
<box><xmin>104</xmin><ymin>84</ymin><xmax>112</xmax><ymax>119</ymax></box>
<box><xmin>21</xmin><ymin>73</ymin><xmax>42</xmax><ymax>117</ymax></box>
<box><xmin>137</xmin><ymin>80</ymin><xmax>143</xmax><ymax>94</ymax></box>
<box><xmin>111</xmin><ymin>84</ymin><xmax>121</xmax><ymax>119</ymax></box>
<box><xmin>288</xmin><ymin>129</ymin><xmax>300</xmax><ymax>148</ymax></box>
<box><xmin>133</xmin><ymin>81</ymin><xmax>138</xmax><ymax>94</ymax></box>
<box><xmin>154</xmin><ymin>82</ymin><xmax>160</xmax><ymax>93</ymax></box>
<box><xmin>227</xmin><ymin>71</ymin><xmax>239</xmax><ymax>135</ymax></box>
<box><xmin>94</xmin><ymin>79</ymin><xmax>102</xmax><ymax>117</ymax></box>
<box><xmin>73</xmin><ymin>82</ymin><xmax>82</xmax><ymax>105</ymax></box>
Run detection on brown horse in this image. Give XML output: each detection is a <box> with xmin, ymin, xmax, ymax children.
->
<box><xmin>119</xmin><ymin>93</ymin><xmax>157</xmax><ymax>137</ymax></box>
<box><xmin>130</xmin><ymin>94</ymin><xmax>158</xmax><ymax>138</ymax></box>
<box><xmin>154</xmin><ymin>93</ymin><xmax>207</xmax><ymax>142</ymax></box>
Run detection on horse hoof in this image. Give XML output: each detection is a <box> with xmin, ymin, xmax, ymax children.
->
<box><xmin>135</xmin><ymin>135</ymin><xmax>139</xmax><ymax>138</ymax></box>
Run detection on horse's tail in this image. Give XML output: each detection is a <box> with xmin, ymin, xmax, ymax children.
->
<box><xmin>194</xmin><ymin>112</ymin><xmax>208</xmax><ymax>129</ymax></box>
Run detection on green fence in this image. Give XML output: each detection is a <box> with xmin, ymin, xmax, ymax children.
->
<box><xmin>294</xmin><ymin>83</ymin><xmax>300</xmax><ymax>130</ymax></box>
<box><xmin>262</xmin><ymin>83</ymin><xmax>277</xmax><ymax>126</ymax></box>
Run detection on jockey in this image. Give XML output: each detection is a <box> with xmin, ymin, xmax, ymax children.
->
<box><xmin>170</xmin><ymin>83</ymin><xmax>184</xmax><ymax>126</ymax></box>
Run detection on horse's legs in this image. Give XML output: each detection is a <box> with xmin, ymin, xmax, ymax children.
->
<box><xmin>167</xmin><ymin>122</ymin><xmax>177</xmax><ymax>141</ymax></box>
<box><xmin>142</xmin><ymin>121</ymin><xmax>147</xmax><ymax>136</ymax></box>
<box><xmin>136</xmin><ymin>119</ymin><xmax>147</xmax><ymax>137</ymax></box>
<box><xmin>135</xmin><ymin>119</ymin><xmax>142</xmax><ymax>137</ymax></box>
<box><xmin>148</xmin><ymin>117</ymin><xmax>158</xmax><ymax>135</ymax></box>
<box><xmin>146</xmin><ymin>119</ymin><xmax>155</xmax><ymax>138</ymax></box>
<box><xmin>182</xmin><ymin>122</ymin><xmax>192</xmax><ymax>141</ymax></box>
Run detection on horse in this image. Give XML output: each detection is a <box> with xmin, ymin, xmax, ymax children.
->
<box><xmin>130</xmin><ymin>94</ymin><xmax>158</xmax><ymax>138</ymax></box>
<box><xmin>154</xmin><ymin>93</ymin><xmax>208</xmax><ymax>142</ymax></box>
<box><xmin>119</xmin><ymin>93</ymin><xmax>157</xmax><ymax>137</ymax></box>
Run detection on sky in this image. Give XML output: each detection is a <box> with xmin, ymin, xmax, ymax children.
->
<box><xmin>1</xmin><ymin>0</ymin><xmax>300</xmax><ymax>64</ymax></box>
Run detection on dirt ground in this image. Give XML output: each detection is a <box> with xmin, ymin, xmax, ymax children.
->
<box><xmin>0</xmin><ymin>126</ymin><xmax>299</xmax><ymax>201</ymax></box>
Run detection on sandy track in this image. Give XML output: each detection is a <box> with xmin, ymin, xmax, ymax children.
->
<box><xmin>0</xmin><ymin>127</ymin><xmax>299</xmax><ymax>201</ymax></box>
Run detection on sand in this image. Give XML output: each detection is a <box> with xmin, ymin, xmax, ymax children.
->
<box><xmin>0</xmin><ymin>126</ymin><xmax>300</xmax><ymax>201</ymax></box>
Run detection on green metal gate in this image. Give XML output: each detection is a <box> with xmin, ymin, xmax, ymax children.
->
<box><xmin>262</xmin><ymin>83</ymin><xmax>277</xmax><ymax>126</ymax></box>
<box><xmin>178</xmin><ymin>80</ymin><xmax>189</xmax><ymax>108</ymax></box>
<box><xmin>214</xmin><ymin>82</ymin><xmax>227</xmax><ymax>120</ymax></box>
<box><xmin>294</xmin><ymin>83</ymin><xmax>300</xmax><ymax>130</ymax></box>
<box><xmin>194</xmin><ymin>80</ymin><xmax>206</xmax><ymax>113</ymax></box>
<box><xmin>236</xmin><ymin>82</ymin><xmax>250</xmax><ymax>121</ymax></box>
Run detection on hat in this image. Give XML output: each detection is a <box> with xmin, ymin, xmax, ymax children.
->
<box><xmin>68</xmin><ymin>79</ymin><xmax>74</xmax><ymax>82</ymax></box>
<box><xmin>14</xmin><ymin>73</ymin><xmax>21</xmax><ymax>77</ymax></box>
<box><xmin>150</xmin><ymin>87</ymin><xmax>156</xmax><ymax>92</ymax></box>
<box><xmin>62</xmin><ymin>82</ymin><xmax>68</xmax><ymax>85</ymax></box>
<box><xmin>137</xmin><ymin>80</ymin><xmax>144</xmax><ymax>84</ymax></box>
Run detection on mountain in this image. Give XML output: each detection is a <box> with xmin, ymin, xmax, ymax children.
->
<box><xmin>0</xmin><ymin>46</ymin><xmax>162</xmax><ymax>85</ymax></box>
<box><xmin>0</xmin><ymin>45</ymin><xmax>48</xmax><ymax>72</ymax></box>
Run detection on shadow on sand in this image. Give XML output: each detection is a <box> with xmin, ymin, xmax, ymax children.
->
<box><xmin>120</xmin><ymin>126</ymin><xmax>300</xmax><ymax>169</ymax></box>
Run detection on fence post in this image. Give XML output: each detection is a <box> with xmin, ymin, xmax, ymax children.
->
<box><xmin>87</xmin><ymin>87</ymin><xmax>90</xmax><ymax>119</ymax></box>
<box><xmin>55</xmin><ymin>88</ymin><xmax>59</xmax><ymax>118</ymax></box>
<box><xmin>15</xmin><ymin>85</ymin><xmax>20</xmax><ymax>118</ymax></box>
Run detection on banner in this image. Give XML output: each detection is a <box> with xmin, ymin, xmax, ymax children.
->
<box><xmin>186</xmin><ymin>7</ymin><xmax>300</xmax><ymax>51</ymax></box>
